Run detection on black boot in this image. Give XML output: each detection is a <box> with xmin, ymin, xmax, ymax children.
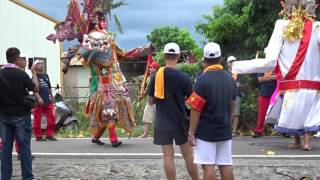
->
<box><xmin>91</xmin><ymin>139</ymin><xmax>105</xmax><ymax>145</ymax></box>
<box><xmin>252</xmin><ymin>132</ymin><xmax>262</xmax><ymax>138</ymax></box>
<box><xmin>111</xmin><ymin>141</ymin><xmax>122</xmax><ymax>147</ymax></box>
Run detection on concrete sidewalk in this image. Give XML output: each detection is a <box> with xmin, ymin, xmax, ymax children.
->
<box><xmin>27</xmin><ymin>136</ymin><xmax>320</xmax><ymax>158</ymax></box>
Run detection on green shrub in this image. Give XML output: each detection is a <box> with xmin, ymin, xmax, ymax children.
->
<box><xmin>177</xmin><ymin>62</ymin><xmax>202</xmax><ymax>79</ymax></box>
<box><xmin>239</xmin><ymin>74</ymin><xmax>259</xmax><ymax>133</ymax></box>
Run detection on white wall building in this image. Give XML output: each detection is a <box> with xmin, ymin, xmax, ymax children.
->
<box><xmin>0</xmin><ymin>0</ymin><xmax>63</xmax><ymax>88</ymax></box>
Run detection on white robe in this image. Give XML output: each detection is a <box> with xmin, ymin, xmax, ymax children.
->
<box><xmin>232</xmin><ymin>19</ymin><xmax>320</xmax><ymax>134</ymax></box>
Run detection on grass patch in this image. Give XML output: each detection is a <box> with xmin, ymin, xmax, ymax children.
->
<box><xmin>56</xmin><ymin>106</ymin><xmax>154</xmax><ymax>138</ymax></box>
<box><xmin>56</xmin><ymin>125</ymin><xmax>153</xmax><ymax>138</ymax></box>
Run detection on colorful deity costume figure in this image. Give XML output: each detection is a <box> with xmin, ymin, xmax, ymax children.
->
<box><xmin>47</xmin><ymin>0</ymin><xmax>154</xmax><ymax>147</ymax></box>
<box><xmin>232</xmin><ymin>0</ymin><xmax>320</xmax><ymax>150</ymax></box>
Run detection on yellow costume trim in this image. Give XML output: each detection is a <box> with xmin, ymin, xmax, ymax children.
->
<box><xmin>155</xmin><ymin>67</ymin><xmax>165</xmax><ymax>99</ymax></box>
<box><xmin>108</xmin><ymin>122</ymin><xmax>116</xmax><ymax>128</ymax></box>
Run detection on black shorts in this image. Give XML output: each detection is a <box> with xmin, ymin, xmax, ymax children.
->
<box><xmin>154</xmin><ymin>129</ymin><xmax>187</xmax><ymax>145</ymax></box>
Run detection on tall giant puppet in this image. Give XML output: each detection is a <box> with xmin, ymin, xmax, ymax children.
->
<box><xmin>232</xmin><ymin>0</ymin><xmax>320</xmax><ymax>150</ymax></box>
<box><xmin>47</xmin><ymin>0</ymin><xmax>154</xmax><ymax>147</ymax></box>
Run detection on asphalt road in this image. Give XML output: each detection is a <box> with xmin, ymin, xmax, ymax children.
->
<box><xmin>5</xmin><ymin>137</ymin><xmax>320</xmax><ymax>179</ymax></box>
<box><xmin>26</xmin><ymin>136</ymin><xmax>320</xmax><ymax>159</ymax></box>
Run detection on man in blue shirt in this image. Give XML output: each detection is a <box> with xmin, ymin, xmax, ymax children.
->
<box><xmin>32</xmin><ymin>59</ymin><xmax>57</xmax><ymax>141</ymax></box>
<box><xmin>188</xmin><ymin>42</ymin><xmax>236</xmax><ymax>180</ymax></box>
<box><xmin>148</xmin><ymin>43</ymin><xmax>199</xmax><ymax>180</ymax></box>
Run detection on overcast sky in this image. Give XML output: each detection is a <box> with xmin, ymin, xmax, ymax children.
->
<box><xmin>22</xmin><ymin>0</ymin><xmax>223</xmax><ymax>50</ymax></box>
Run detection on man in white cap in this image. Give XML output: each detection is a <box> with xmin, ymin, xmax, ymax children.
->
<box><xmin>147</xmin><ymin>42</ymin><xmax>199</xmax><ymax>180</ymax></box>
<box><xmin>227</xmin><ymin>56</ymin><xmax>243</xmax><ymax>136</ymax></box>
<box><xmin>188</xmin><ymin>42</ymin><xmax>236</xmax><ymax>180</ymax></box>
<box><xmin>32</xmin><ymin>59</ymin><xmax>57</xmax><ymax>141</ymax></box>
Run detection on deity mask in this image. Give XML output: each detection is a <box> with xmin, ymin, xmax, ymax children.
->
<box><xmin>80</xmin><ymin>30</ymin><xmax>114</xmax><ymax>67</ymax></box>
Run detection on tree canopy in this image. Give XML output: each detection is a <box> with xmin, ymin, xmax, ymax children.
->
<box><xmin>146</xmin><ymin>26</ymin><xmax>199</xmax><ymax>52</ymax></box>
<box><xmin>195</xmin><ymin>0</ymin><xmax>281</xmax><ymax>59</ymax></box>
<box><xmin>146</xmin><ymin>26</ymin><xmax>202</xmax><ymax>66</ymax></box>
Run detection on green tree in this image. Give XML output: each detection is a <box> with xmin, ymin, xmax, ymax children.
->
<box><xmin>196</xmin><ymin>0</ymin><xmax>281</xmax><ymax>59</ymax></box>
<box><xmin>146</xmin><ymin>26</ymin><xmax>201</xmax><ymax>66</ymax></box>
<box><xmin>147</xmin><ymin>26</ymin><xmax>198</xmax><ymax>52</ymax></box>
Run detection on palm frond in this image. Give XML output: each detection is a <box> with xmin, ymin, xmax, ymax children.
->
<box><xmin>113</xmin><ymin>14</ymin><xmax>124</xmax><ymax>34</ymax></box>
<box><xmin>111</xmin><ymin>0</ymin><xmax>128</xmax><ymax>9</ymax></box>
<box><xmin>106</xmin><ymin>0</ymin><xmax>112</xmax><ymax>19</ymax></box>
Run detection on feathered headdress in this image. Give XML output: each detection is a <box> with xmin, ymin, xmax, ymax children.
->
<box><xmin>47</xmin><ymin>0</ymin><xmax>127</xmax><ymax>43</ymax></box>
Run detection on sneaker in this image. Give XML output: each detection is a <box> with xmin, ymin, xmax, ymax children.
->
<box><xmin>111</xmin><ymin>141</ymin><xmax>122</xmax><ymax>148</ymax></box>
<box><xmin>91</xmin><ymin>139</ymin><xmax>105</xmax><ymax>145</ymax></box>
<box><xmin>232</xmin><ymin>131</ymin><xmax>238</xmax><ymax>137</ymax></box>
<box><xmin>314</xmin><ymin>132</ymin><xmax>320</xmax><ymax>137</ymax></box>
<box><xmin>35</xmin><ymin>137</ymin><xmax>46</xmax><ymax>141</ymax></box>
<box><xmin>252</xmin><ymin>132</ymin><xmax>262</xmax><ymax>138</ymax></box>
<box><xmin>46</xmin><ymin>136</ymin><xmax>58</xmax><ymax>141</ymax></box>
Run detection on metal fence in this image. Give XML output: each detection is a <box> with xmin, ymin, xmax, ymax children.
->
<box><xmin>61</xmin><ymin>83</ymin><xmax>141</xmax><ymax>113</ymax></box>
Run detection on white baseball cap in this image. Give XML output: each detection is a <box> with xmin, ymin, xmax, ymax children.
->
<box><xmin>163</xmin><ymin>42</ymin><xmax>180</xmax><ymax>54</ymax></box>
<box><xmin>20</xmin><ymin>53</ymin><xmax>28</xmax><ymax>59</ymax></box>
<box><xmin>227</xmin><ymin>56</ymin><xmax>237</xmax><ymax>62</ymax></box>
<box><xmin>34</xmin><ymin>59</ymin><xmax>44</xmax><ymax>65</ymax></box>
<box><xmin>203</xmin><ymin>42</ymin><xmax>221</xmax><ymax>58</ymax></box>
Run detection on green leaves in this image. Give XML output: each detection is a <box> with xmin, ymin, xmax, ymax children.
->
<box><xmin>98</xmin><ymin>0</ymin><xmax>127</xmax><ymax>34</ymax></box>
<box><xmin>113</xmin><ymin>14</ymin><xmax>124</xmax><ymax>34</ymax></box>
<box><xmin>196</xmin><ymin>0</ymin><xmax>281</xmax><ymax>59</ymax></box>
<box><xmin>146</xmin><ymin>26</ymin><xmax>198</xmax><ymax>53</ymax></box>
<box><xmin>177</xmin><ymin>62</ymin><xmax>202</xmax><ymax>79</ymax></box>
<box><xmin>146</xmin><ymin>26</ymin><xmax>200</xmax><ymax>66</ymax></box>
<box><xmin>111</xmin><ymin>0</ymin><xmax>128</xmax><ymax>9</ymax></box>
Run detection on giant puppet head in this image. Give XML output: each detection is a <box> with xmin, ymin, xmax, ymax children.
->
<box><xmin>79</xmin><ymin>30</ymin><xmax>114</xmax><ymax>67</ymax></box>
<box><xmin>48</xmin><ymin>0</ymin><xmax>155</xmax><ymax>73</ymax></box>
<box><xmin>78</xmin><ymin>9</ymin><xmax>115</xmax><ymax>67</ymax></box>
<box><xmin>47</xmin><ymin>0</ymin><xmax>126</xmax><ymax>73</ymax></box>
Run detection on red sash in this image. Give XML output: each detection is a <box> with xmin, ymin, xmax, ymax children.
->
<box><xmin>277</xmin><ymin>21</ymin><xmax>319</xmax><ymax>91</ymax></box>
<box><xmin>284</xmin><ymin>20</ymin><xmax>313</xmax><ymax>80</ymax></box>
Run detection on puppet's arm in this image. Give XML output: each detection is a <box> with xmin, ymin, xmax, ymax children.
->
<box><xmin>232</xmin><ymin>20</ymin><xmax>286</xmax><ymax>74</ymax></box>
<box><xmin>115</xmin><ymin>44</ymin><xmax>155</xmax><ymax>61</ymax></box>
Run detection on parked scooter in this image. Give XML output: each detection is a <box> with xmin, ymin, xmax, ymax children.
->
<box><xmin>39</xmin><ymin>87</ymin><xmax>79</xmax><ymax>132</ymax></box>
<box><xmin>54</xmin><ymin>90</ymin><xmax>79</xmax><ymax>132</ymax></box>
